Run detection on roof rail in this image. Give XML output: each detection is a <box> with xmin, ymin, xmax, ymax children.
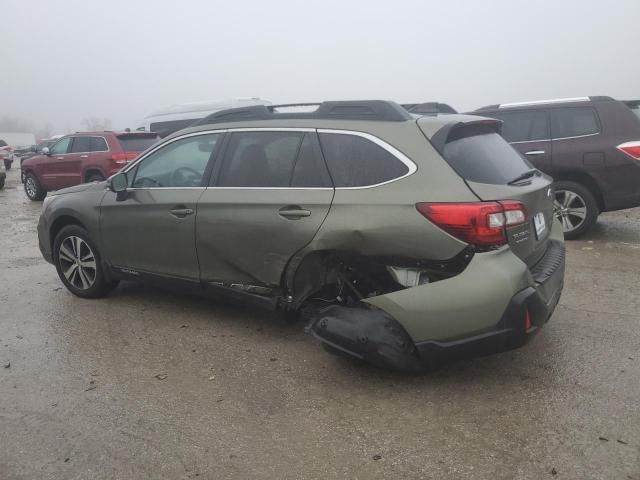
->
<box><xmin>194</xmin><ymin>100</ymin><xmax>413</xmax><ymax>126</ymax></box>
<box><xmin>402</xmin><ymin>102</ymin><xmax>457</xmax><ymax>115</ymax></box>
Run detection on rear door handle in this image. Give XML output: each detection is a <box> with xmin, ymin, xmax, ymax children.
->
<box><xmin>80</xmin><ymin>155</ymin><xmax>89</xmax><ymax>158</ymax></box>
<box><xmin>170</xmin><ymin>207</ymin><xmax>194</xmax><ymax>218</ymax></box>
<box><xmin>57</xmin><ymin>157</ymin><xmax>64</xmax><ymax>160</ymax></box>
<box><xmin>525</xmin><ymin>150</ymin><xmax>545</xmax><ymax>156</ymax></box>
<box><xmin>278</xmin><ymin>206</ymin><xmax>311</xmax><ymax>219</ymax></box>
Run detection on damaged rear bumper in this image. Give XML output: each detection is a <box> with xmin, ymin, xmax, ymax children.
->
<box><xmin>309</xmin><ymin>238</ymin><xmax>565</xmax><ymax>370</ymax></box>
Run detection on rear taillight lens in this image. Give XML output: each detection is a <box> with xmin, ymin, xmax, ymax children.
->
<box><xmin>416</xmin><ymin>201</ymin><xmax>528</xmax><ymax>247</ymax></box>
<box><xmin>617</xmin><ymin>141</ymin><xmax>640</xmax><ymax>160</ymax></box>
<box><xmin>111</xmin><ymin>152</ymin><xmax>138</xmax><ymax>164</ymax></box>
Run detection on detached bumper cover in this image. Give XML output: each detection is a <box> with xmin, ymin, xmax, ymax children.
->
<box><xmin>415</xmin><ymin>239</ymin><xmax>565</xmax><ymax>364</ymax></box>
<box><xmin>310</xmin><ymin>240</ymin><xmax>565</xmax><ymax>370</ymax></box>
<box><xmin>308</xmin><ymin>305</ymin><xmax>420</xmax><ymax>370</ymax></box>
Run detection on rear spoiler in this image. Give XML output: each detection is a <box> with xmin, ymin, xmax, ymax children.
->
<box><xmin>622</xmin><ymin>100</ymin><xmax>640</xmax><ymax>109</ymax></box>
<box><xmin>429</xmin><ymin>118</ymin><xmax>502</xmax><ymax>156</ymax></box>
<box><xmin>402</xmin><ymin>102</ymin><xmax>457</xmax><ymax>115</ymax></box>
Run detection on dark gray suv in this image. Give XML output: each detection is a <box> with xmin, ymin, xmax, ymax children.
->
<box><xmin>474</xmin><ymin>96</ymin><xmax>640</xmax><ymax>238</ymax></box>
<box><xmin>36</xmin><ymin>101</ymin><xmax>565</xmax><ymax>370</ymax></box>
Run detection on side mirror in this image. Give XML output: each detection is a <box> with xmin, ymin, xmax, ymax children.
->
<box><xmin>42</xmin><ymin>147</ymin><xmax>50</xmax><ymax>156</ymax></box>
<box><xmin>108</xmin><ymin>172</ymin><xmax>128</xmax><ymax>200</ymax></box>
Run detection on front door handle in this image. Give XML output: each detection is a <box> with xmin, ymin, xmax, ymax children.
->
<box><xmin>525</xmin><ymin>150</ymin><xmax>545</xmax><ymax>156</ymax></box>
<box><xmin>80</xmin><ymin>155</ymin><xmax>89</xmax><ymax>158</ymax></box>
<box><xmin>170</xmin><ymin>207</ymin><xmax>194</xmax><ymax>218</ymax></box>
<box><xmin>57</xmin><ymin>156</ymin><xmax>64</xmax><ymax>160</ymax></box>
<box><xmin>279</xmin><ymin>206</ymin><xmax>311</xmax><ymax>219</ymax></box>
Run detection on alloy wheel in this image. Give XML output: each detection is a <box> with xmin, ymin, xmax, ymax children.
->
<box><xmin>25</xmin><ymin>177</ymin><xmax>37</xmax><ymax>198</ymax></box>
<box><xmin>58</xmin><ymin>236</ymin><xmax>97</xmax><ymax>290</ymax></box>
<box><xmin>554</xmin><ymin>189</ymin><xmax>587</xmax><ymax>234</ymax></box>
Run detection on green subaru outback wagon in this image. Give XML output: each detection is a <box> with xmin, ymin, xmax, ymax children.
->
<box><xmin>37</xmin><ymin>101</ymin><xmax>565</xmax><ymax>370</ymax></box>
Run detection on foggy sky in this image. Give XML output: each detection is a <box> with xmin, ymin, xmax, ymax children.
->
<box><xmin>2</xmin><ymin>0</ymin><xmax>639</xmax><ymax>133</ymax></box>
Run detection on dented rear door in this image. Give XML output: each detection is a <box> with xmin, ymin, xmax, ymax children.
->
<box><xmin>196</xmin><ymin>130</ymin><xmax>333</xmax><ymax>287</ymax></box>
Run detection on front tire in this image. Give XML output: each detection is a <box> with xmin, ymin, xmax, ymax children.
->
<box><xmin>0</xmin><ymin>176</ymin><xmax>5</xmax><ymax>190</ymax></box>
<box><xmin>553</xmin><ymin>180</ymin><xmax>599</xmax><ymax>239</ymax></box>
<box><xmin>4</xmin><ymin>159</ymin><xmax>12</xmax><ymax>170</ymax></box>
<box><xmin>24</xmin><ymin>173</ymin><xmax>47</xmax><ymax>201</ymax></box>
<box><xmin>53</xmin><ymin>225</ymin><xmax>119</xmax><ymax>298</ymax></box>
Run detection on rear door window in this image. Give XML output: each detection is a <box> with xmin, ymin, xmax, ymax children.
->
<box><xmin>217</xmin><ymin>131</ymin><xmax>303</xmax><ymax>188</ymax></box>
<box><xmin>318</xmin><ymin>132</ymin><xmax>409</xmax><ymax>187</ymax></box>
<box><xmin>550</xmin><ymin>107</ymin><xmax>600</xmax><ymax>139</ymax></box>
<box><xmin>290</xmin><ymin>133</ymin><xmax>332</xmax><ymax>188</ymax></box>
<box><xmin>443</xmin><ymin>125</ymin><xmax>533</xmax><ymax>184</ymax></box>
<box><xmin>70</xmin><ymin>136</ymin><xmax>91</xmax><ymax>153</ymax></box>
<box><xmin>489</xmin><ymin>111</ymin><xmax>549</xmax><ymax>143</ymax></box>
<box><xmin>90</xmin><ymin>137</ymin><xmax>108</xmax><ymax>152</ymax></box>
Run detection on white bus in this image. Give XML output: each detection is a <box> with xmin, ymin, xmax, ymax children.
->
<box><xmin>138</xmin><ymin>98</ymin><xmax>271</xmax><ymax>137</ymax></box>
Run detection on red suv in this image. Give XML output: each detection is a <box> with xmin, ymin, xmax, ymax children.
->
<box><xmin>21</xmin><ymin>131</ymin><xmax>159</xmax><ymax>201</ymax></box>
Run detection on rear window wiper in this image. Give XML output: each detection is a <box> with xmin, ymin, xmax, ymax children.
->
<box><xmin>508</xmin><ymin>169</ymin><xmax>540</xmax><ymax>185</ymax></box>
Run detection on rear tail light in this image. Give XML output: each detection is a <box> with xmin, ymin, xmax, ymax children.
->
<box><xmin>617</xmin><ymin>141</ymin><xmax>640</xmax><ymax>160</ymax></box>
<box><xmin>415</xmin><ymin>200</ymin><xmax>528</xmax><ymax>247</ymax></box>
<box><xmin>111</xmin><ymin>152</ymin><xmax>138</xmax><ymax>165</ymax></box>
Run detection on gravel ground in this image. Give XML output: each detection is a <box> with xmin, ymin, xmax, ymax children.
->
<box><xmin>1</xmin><ymin>167</ymin><xmax>639</xmax><ymax>479</ymax></box>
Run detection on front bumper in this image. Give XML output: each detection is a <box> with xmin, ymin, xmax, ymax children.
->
<box><xmin>37</xmin><ymin>213</ymin><xmax>54</xmax><ymax>264</ymax></box>
<box><xmin>310</xmin><ymin>236</ymin><xmax>565</xmax><ymax>370</ymax></box>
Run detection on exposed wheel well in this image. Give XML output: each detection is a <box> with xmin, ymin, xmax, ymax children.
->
<box><xmin>84</xmin><ymin>169</ymin><xmax>105</xmax><ymax>182</ymax></box>
<box><xmin>50</xmin><ymin>216</ymin><xmax>87</xmax><ymax>250</ymax></box>
<box><xmin>552</xmin><ymin>171</ymin><xmax>605</xmax><ymax>212</ymax></box>
<box><xmin>285</xmin><ymin>248</ymin><xmax>473</xmax><ymax>311</ymax></box>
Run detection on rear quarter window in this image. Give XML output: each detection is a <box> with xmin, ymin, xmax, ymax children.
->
<box><xmin>551</xmin><ymin>107</ymin><xmax>600</xmax><ymax>138</ymax></box>
<box><xmin>443</xmin><ymin>125</ymin><xmax>533</xmax><ymax>184</ymax></box>
<box><xmin>318</xmin><ymin>132</ymin><xmax>409</xmax><ymax>187</ymax></box>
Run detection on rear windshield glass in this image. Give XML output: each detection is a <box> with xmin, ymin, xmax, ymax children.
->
<box><xmin>627</xmin><ymin>103</ymin><xmax>640</xmax><ymax>120</ymax></box>
<box><xmin>150</xmin><ymin>119</ymin><xmax>198</xmax><ymax>138</ymax></box>
<box><xmin>443</xmin><ymin>125</ymin><xmax>532</xmax><ymax>184</ymax></box>
<box><xmin>117</xmin><ymin>135</ymin><xmax>159</xmax><ymax>152</ymax></box>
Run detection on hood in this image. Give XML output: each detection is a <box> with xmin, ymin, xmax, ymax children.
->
<box><xmin>50</xmin><ymin>181</ymin><xmax>107</xmax><ymax>197</ymax></box>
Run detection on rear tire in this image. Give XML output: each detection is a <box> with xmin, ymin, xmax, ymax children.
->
<box><xmin>3</xmin><ymin>159</ymin><xmax>11</xmax><ymax>170</ymax></box>
<box><xmin>53</xmin><ymin>225</ymin><xmax>119</xmax><ymax>298</ymax></box>
<box><xmin>553</xmin><ymin>180</ymin><xmax>598</xmax><ymax>240</ymax></box>
<box><xmin>0</xmin><ymin>177</ymin><xmax>5</xmax><ymax>190</ymax></box>
<box><xmin>24</xmin><ymin>173</ymin><xmax>47</xmax><ymax>201</ymax></box>
<box><xmin>86</xmin><ymin>173</ymin><xmax>105</xmax><ymax>183</ymax></box>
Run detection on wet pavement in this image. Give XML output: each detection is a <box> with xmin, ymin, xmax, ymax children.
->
<box><xmin>1</xmin><ymin>167</ymin><xmax>639</xmax><ymax>480</ymax></box>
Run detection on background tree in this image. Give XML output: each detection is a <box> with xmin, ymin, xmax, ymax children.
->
<box><xmin>81</xmin><ymin>117</ymin><xmax>112</xmax><ymax>131</ymax></box>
